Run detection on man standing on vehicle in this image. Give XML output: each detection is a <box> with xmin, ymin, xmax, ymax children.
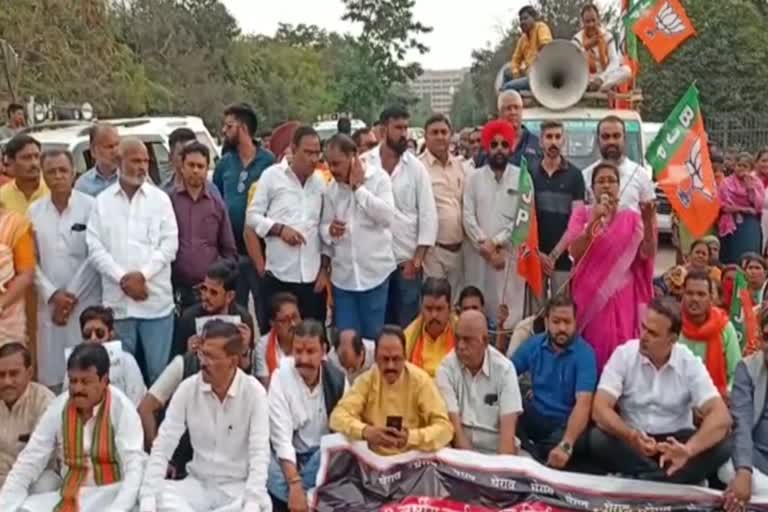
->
<box><xmin>75</xmin><ymin>123</ymin><xmax>121</xmax><ymax>197</ymax></box>
<box><xmin>213</xmin><ymin>103</ymin><xmax>274</xmax><ymax>322</ymax></box>
<box><xmin>583</xmin><ymin>115</ymin><xmax>655</xmax><ymax>212</ymax></box>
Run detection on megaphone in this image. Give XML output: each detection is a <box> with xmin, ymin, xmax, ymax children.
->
<box><xmin>529</xmin><ymin>40</ymin><xmax>589</xmax><ymax>111</ymax></box>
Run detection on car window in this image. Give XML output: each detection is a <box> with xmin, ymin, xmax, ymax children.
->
<box><xmin>70</xmin><ymin>142</ymin><xmax>89</xmax><ymax>176</ymax></box>
<box><xmin>148</xmin><ymin>141</ymin><xmax>171</xmax><ymax>185</ymax></box>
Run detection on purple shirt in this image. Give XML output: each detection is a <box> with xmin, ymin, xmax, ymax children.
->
<box><xmin>171</xmin><ymin>183</ymin><xmax>238</xmax><ymax>287</ymax></box>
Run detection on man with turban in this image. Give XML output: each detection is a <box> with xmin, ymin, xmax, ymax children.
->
<box><xmin>463</xmin><ymin>120</ymin><xmax>528</xmax><ymax>331</ymax></box>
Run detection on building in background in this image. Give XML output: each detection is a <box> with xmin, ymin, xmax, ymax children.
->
<box><xmin>410</xmin><ymin>68</ymin><xmax>469</xmax><ymax>115</ymax></box>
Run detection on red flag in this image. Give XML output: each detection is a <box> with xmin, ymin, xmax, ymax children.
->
<box><xmin>517</xmin><ymin>203</ymin><xmax>543</xmax><ymax>299</ymax></box>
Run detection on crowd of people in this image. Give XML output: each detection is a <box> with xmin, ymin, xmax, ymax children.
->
<box><xmin>0</xmin><ymin>10</ymin><xmax>766</xmax><ymax>512</ymax></box>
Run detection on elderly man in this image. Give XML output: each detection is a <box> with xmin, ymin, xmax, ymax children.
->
<box><xmin>328</xmin><ymin>329</ymin><xmax>375</xmax><ymax>384</ymax></box>
<box><xmin>87</xmin><ymin>137</ymin><xmax>179</xmax><ymax>383</ymax></box>
<box><xmin>330</xmin><ymin>325</ymin><xmax>453</xmax><ymax>455</ymax></box>
<box><xmin>0</xmin><ymin>343</ymin><xmax>145</xmax><ymax>512</ymax></box>
<box><xmin>29</xmin><ymin>149</ymin><xmax>101</xmax><ymax>388</ymax></box>
<box><xmin>512</xmin><ymin>294</ymin><xmax>596</xmax><ymax>469</ymax></box>
<box><xmin>0</xmin><ymin>343</ymin><xmax>56</xmax><ymax>492</ymax></box>
<box><xmin>140</xmin><ymin>321</ymin><xmax>271</xmax><ymax>512</ymax></box>
<box><xmin>463</xmin><ymin>120</ymin><xmax>528</xmax><ymax>330</ymax></box>
<box><xmin>436</xmin><ymin>310</ymin><xmax>521</xmax><ymax>455</ymax></box>
<box><xmin>75</xmin><ymin>124</ymin><xmax>121</xmax><ymax>197</ymax></box>
<box><xmin>590</xmin><ymin>298</ymin><xmax>733</xmax><ymax>483</ymax></box>
<box><xmin>404</xmin><ymin>277</ymin><xmax>457</xmax><ymax>378</ymax></box>
<box><xmin>255</xmin><ymin>292</ymin><xmax>301</xmax><ymax>387</ymax></box>
<box><xmin>267</xmin><ymin>320</ymin><xmax>346</xmax><ymax>511</ymax></box>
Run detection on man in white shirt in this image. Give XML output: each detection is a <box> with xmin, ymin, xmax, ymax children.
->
<box><xmin>590</xmin><ymin>298</ymin><xmax>733</xmax><ymax>484</ymax></box>
<box><xmin>361</xmin><ymin>106</ymin><xmax>438</xmax><ymax>328</ymax></box>
<box><xmin>322</xmin><ymin>134</ymin><xmax>397</xmax><ymax>341</ymax></box>
<box><xmin>436</xmin><ymin>310</ymin><xmax>522</xmax><ymax>455</ymax></box>
<box><xmin>327</xmin><ymin>329</ymin><xmax>375</xmax><ymax>384</ymax></box>
<box><xmin>86</xmin><ymin>137</ymin><xmax>179</xmax><ymax>383</ymax></box>
<box><xmin>463</xmin><ymin>120</ymin><xmax>528</xmax><ymax>327</ymax></box>
<box><xmin>0</xmin><ymin>343</ymin><xmax>145</xmax><ymax>512</ymax></box>
<box><xmin>582</xmin><ymin>116</ymin><xmax>655</xmax><ymax>212</ymax></box>
<box><xmin>572</xmin><ymin>4</ymin><xmax>632</xmax><ymax>91</ymax></box>
<box><xmin>29</xmin><ymin>149</ymin><xmax>101</xmax><ymax>388</ymax></box>
<box><xmin>255</xmin><ymin>292</ymin><xmax>301</xmax><ymax>387</ymax></box>
<box><xmin>247</xmin><ymin>125</ymin><xmax>330</xmax><ymax>323</ymax></box>
<box><xmin>267</xmin><ymin>320</ymin><xmax>346</xmax><ymax>511</ymax></box>
<box><xmin>139</xmin><ymin>320</ymin><xmax>271</xmax><ymax>512</ymax></box>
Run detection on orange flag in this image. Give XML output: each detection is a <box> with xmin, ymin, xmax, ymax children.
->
<box><xmin>511</xmin><ymin>158</ymin><xmax>543</xmax><ymax>298</ymax></box>
<box><xmin>624</xmin><ymin>0</ymin><xmax>695</xmax><ymax>63</ymax></box>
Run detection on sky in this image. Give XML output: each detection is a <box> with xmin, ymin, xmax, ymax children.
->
<box><xmin>221</xmin><ymin>0</ymin><xmax>528</xmax><ymax>70</ymax></box>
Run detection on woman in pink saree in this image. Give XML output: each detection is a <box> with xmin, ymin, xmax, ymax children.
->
<box><xmin>566</xmin><ymin>162</ymin><xmax>656</xmax><ymax>370</ymax></box>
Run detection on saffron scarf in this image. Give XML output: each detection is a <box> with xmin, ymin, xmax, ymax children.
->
<box><xmin>408</xmin><ymin>316</ymin><xmax>456</xmax><ymax>372</ymax></box>
<box><xmin>581</xmin><ymin>29</ymin><xmax>609</xmax><ymax>74</ymax></box>
<box><xmin>682</xmin><ymin>307</ymin><xmax>730</xmax><ymax>396</ymax></box>
<box><xmin>265</xmin><ymin>329</ymin><xmax>281</xmax><ymax>376</ymax></box>
<box><xmin>55</xmin><ymin>388</ymin><xmax>121</xmax><ymax>512</ymax></box>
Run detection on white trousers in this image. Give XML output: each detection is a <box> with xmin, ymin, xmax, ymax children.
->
<box><xmin>423</xmin><ymin>245</ymin><xmax>463</xmax><ymax>303</ymax></box>
<box><xmin>156</xmin><ymin>476</ymin><xmax>269</xmax><ymax>512</ymax></box>
<box><xmin>18</xmin><ymin>482</ymin><xmax>131</xmax><ymax>512</ymax></box>
<box><xmin>719</xmin><ymin>461</ymin><xmax>768</xmax><ymax>495</ymax></box>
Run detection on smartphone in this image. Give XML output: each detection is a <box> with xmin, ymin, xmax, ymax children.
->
<box><xmin>386</xmin><ymin>415</ymin><xmax>403</xmax><ymax>431</ymax></box>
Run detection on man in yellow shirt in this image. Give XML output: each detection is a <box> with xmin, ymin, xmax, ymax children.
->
<box><xmin>502</xmin><ymin>6</ymin><xmax>553</xmax><ymax>92</ymax></box>
<box><xmin>0</xmin><ymin>135</ymin><xmax>49</xmax><ymax>214</ymax></box>
<box><xmin>329</xmin><ymin>325</ymin><xmax>453</xmax><ymax>455</ymax></box>
<box><xmin>404</xmin><ymin>278</ymin><xmax>457</xmax><ymax>378</ymax></box>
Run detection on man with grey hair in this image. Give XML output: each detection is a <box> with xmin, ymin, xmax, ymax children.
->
<box><xmin>87</xmin><ymin>137</ymin><xmax>179</xmax><ymax>383</ymax></box>
<box><xmin>496</xmin><ymin>90</ymin><xmax>540</xmax><ymax>166</ymax></box>
<box><xmin>75</xmin><ymin>123</ymin><xmax>121</xmax><ymax>196</ymax></box>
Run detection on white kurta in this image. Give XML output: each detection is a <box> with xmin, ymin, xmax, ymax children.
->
<box><xmin>28</xmin><ymin>192</ymin><xmax>102</xmax><ymax>387</ymax></box>
<box><xmin>462</xmin><ymin>164</ymin><xmax>527</xmax><ymax>328</ymax></box>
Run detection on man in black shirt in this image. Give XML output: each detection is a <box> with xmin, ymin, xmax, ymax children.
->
<box><xmin>526</xmin><ymin>120</ymin><xmax>585</xmax><ymax>315</ymax></box>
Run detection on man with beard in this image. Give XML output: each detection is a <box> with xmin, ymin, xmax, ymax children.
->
<box><xmin>436</xmin><ymin>310</ymin><xmax>522</xmax><ymax>455</ymax></box>
<box><xmin>404</xmin><ymin>277</ymin><xmax>457</xmax><ymax>378</ymax></box>
<box><xmin>512</xmin><ymin>294</ymin><xmax>596</xmax><ymax>469</ymax></box>
<box><xmin>361</xmin><ymin>106</ymin><xmax>438</xmax><ymax>328</ymax></box>
<box><xmin>583</xmin><ymin>115</ymin><xmax>655</xmax><ymax>211</ymax></box>
<box><xmin>213</xmin><ymin>103</ymin><xmax>274</xmax><ymax>323</ymax></box>
<box><xmin>330</xmin><ymin>325</ymin><xmax>453</xmax><ymax>455</ymax></box>
<box><xmin>0</xmin><ymin>344</ymin><xmax>145</xmax><ymax>512</ymax></box>
<box><xmin>527</xmin><ymin>121</ymin><xmax>585</xmax><ymax>315</ymax></box>
<box><xmin>87</xmin><ymin>137</ymin><xmax>178</xmax><ymax>384</ymax></box>
<box><xmin>679</xmin><ymin>270</ymin><xmax>741</xmax><ymax>396</ymax></box>
<box><xmin>463</xmin><ymin>120</ymin><xmax>528</xmax><ymax>330</ymax></box>
<box><xmin>75</xmin><ymin>124</ymin><xmax>121</xmax><ymax>197</ymax></box>
<box><xmin>267</xmin><ymin>320</ymin><xmax>346</xmax><ymax>511</ymax></box>
<box><xmin>255</xmin><ymin>292</ymin><xmax>301</xmax><ymax>387</ymax></box>
<box><xmin>0</xmin><ymin>343</ymin><xmax>56</xmax><ymax>493</ymax></box>
<box><xmin>139</xmin><ymin>320</ymin><xmax>271</xmax><ymax>512</ymax></box>
<box><xmin>170</xmin><ymin>142</ymin><xmax>237</xmax><ymax>309</ymax></box>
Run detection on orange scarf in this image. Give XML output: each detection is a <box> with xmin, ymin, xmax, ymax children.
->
<box><xmin>582</xmin><ymin>30</ymin><xmax>609</xmax><ymax>74</ymax></box>
<box><xmin>682</xmin><ymin>307</ymin><xmax>730</xmax><ymax>396</ymax></box>
<box><xmin>410</xmin><ymin>322</ymin><xmax>456</xmax><ymax>370</ymax></box>
<box><xmin>55</xmin><ymin>388</ymin><xmax>121</xmax><ymax>512</ymax></box>
<box><xmin>265</xmin><ymin>329</ymin><xmax>281</xmax><ymax>376</ymax></box>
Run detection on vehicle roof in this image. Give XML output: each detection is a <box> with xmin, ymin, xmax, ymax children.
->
<box><xmin>313</xmin><ymin>119</ymin><xmax>366</xmax><ymax>129</ymax></box>
<box><xmin>106</xmin><ymin>116</ymin><xmax>208</xmax><ymax>134</ymax></box>
<box><xmin>523</xmin><ymin>107</ymin><xmax>643</xmax><ymax>122</ymax></box>
<box><xmin>19</xmin><ymin>121</ymin><xmax>165</xmax><ymax>147</ymax></box>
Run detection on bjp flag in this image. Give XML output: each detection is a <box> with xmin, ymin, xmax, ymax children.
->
<box><xmin>510</xmin><ymin>158</ymin><xmax>543</xmax><ymax>299</ymax></box>
<box><xmin>646</xmin><ymin>85</ymin><xmax>719</xmax><ymax>239</ymax></box>
<box><xmin>624</xmin><ymin>0</ymin><xmax>695</xmax><ymax>63</ymax></box>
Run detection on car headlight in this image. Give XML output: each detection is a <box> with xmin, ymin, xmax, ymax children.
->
<box><xmin>81</xmin><ymin>102</ymin><xmax>94</xmax><ymax>121</ymax></box>
<box><xmin>33</xmin><ymin>103</ymin><xmax>47</xmax><ymax>122</ymax></box>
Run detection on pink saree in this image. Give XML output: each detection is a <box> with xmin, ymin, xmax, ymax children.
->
<box><xmin>566</xmin><ymin>205</ymin><xmax>654</xmax><ymax>371</ymax></box>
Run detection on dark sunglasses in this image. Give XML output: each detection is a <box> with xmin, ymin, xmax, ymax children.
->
<box><xmin>490</xmin><ymin>140</ymin><xmax>510</xmax><ymax>150</ymax></box>
<box><xmin>84</xmin><ymin>327</ymin><xmax>107</xmax><ymax>339</ymax></box>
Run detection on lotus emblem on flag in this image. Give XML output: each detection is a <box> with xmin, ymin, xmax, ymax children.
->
<box><xmin>676</xmin><ymin>137</ymin><xmax>714</xmax><ymax>208</ymax></box>
<box><xmin>646</xmin><ymin>1</ymin><xmax>687</xmax><ymax>38</ymax></box>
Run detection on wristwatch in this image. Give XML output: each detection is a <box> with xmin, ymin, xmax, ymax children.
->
<box><xmin>558</xmin><ymin>441</ymin><xmax>573</xmax><ymax>456</ymax></box>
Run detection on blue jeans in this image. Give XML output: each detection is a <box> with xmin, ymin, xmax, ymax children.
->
<box><xmin>267</xmin><ymin>448</ymin><xmax>321</xmax><ymax>504</ymax></box>
<box><xmin>385</xmin><ymin>267</ymin><xmax>422</xmax><ymax>328</ymax></box>
<box><xmin>501</xmin><ymin>76</ymin><xmax>530</xmax><ymax>92</ymax></box>
<box><xmin>114</xmin><ymin>314</ymin><xmax>174</xmax><ymax>384</ymax></box>
<box><xmin>333</xmin><ymin>278</ymin><xmax>389</xmax><ymax>341</ymax></box>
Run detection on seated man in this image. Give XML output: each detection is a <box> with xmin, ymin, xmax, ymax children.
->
<box><xmin>721</xmin><ymin>314</ymin><xmax>768</xmax><ymax>509</ymax></box>
<box><xmin>330</xmin><ymin>325</ymin><xmax>454</xmax><ymax>455</ymax></box>
<box><xmin>502</xmin><ymin>6</ymin><xmax>553</xmax><ymax>91</ymax></box>
<box><xmin>0</xmin><ymin>343</ymin><xmax>145</xmax><ymax>512</ymax></box>
<box><xmin>512</xmin><ymin>295</ymin><xmax>596</xmax><ymax>469</ymax></box>
<box><xmin>590</xmin><ymin>298</ymin><xmax>733</xmax><ymax>484</ymax></box>
<box><xmin>327</xmin><ymin>328</ymin><xmax>375</xmax><ymax>384</ymax></box>
<box><xmin>0</xmin><ymin>343</ymin><xmax>56</xmax><ymax>492</ymax></box>
<box><xmin>255</xmin><ymin>292</ymin><xmax>301</xmax><ymax>387</ymax></box>
<box><xmin>139</xmin><ymin>320</ymin><xmax>271</xmax><ymax>512</ymax></box>
<box><xmin>572</xmin><ymin>3</ymin><xmax>632</xmax><ymax>91</ymax></box>
<box><xmin>174</xmin><ymin>259</ymin><xmax>254</xmax><ymax>358</ymax></box>
<box><xmin>404</xmin><ymin>277</ymin><xmax>457</xmax><ymax>378</ymax></box>
<box><xmin>267</xmin><ymin>320</ymin><xmax>346</xmax><ymax>510</ymax></box>
<box><xmin>62</xmin><ymin>306</ymin><xmax>146</xmax><ymax>405</ymax></box>
<box><xmin>679</xmin><ymin>270</ymin><xmax>741</xmax><ymax>396</ymax></box>
<box><xmin>436</xmin><ymin>310</ymin><xmax>521</xmax><ymax>454</ymax></box>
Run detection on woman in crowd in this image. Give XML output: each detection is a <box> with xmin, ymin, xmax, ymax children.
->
<box><xmin>0</xmin><ymin>206</ymin><xmax>35</xmax><ymax>344</ymax></box>
<box><xmin>719</xmin><ymin>152</ymin><xmax>765</xmax><ymax>264</ymax></box>
<box><xmin>743</xmin><ymin>252</ymin><xmax>768</xmax><ymax>306</ymax></box>
<box><xmin>687</xmin><ymin>239</ymin><xmax>722</xmax><ymax>285</ymax></box>
<box><xmin>756</xmin><ymin>148</ymin><xmax>768</xmax><ymax>252</ymax></box>
<box><xmin>566</xmin><ymin>161</ymin><xmax>656</xmax><ymax>370</ymax></box>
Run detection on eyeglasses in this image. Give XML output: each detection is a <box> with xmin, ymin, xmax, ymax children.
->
<box><xmin>84</xmin><ymin>328</ymin><xmax>107</xmax><ymax>340</ymax></box>
<box><xmin>490</xmin><ymin>140</ymin><xmax>510</xmax><ymax>150</ymax></box>
<box><xmin>237</xmin><ymin>170</ymin><xmax>249</xmax><ymax>194</ymax></box>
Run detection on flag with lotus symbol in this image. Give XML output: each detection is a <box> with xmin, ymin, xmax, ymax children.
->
<box><xmin>646</xmin><ymin>84</ymin><xmax>718</xmax><ymax>238</ymax></box>
<box><xmin>624</xmin><ymin>0</ymin><xmax>695</xmax><ymax>63</ymax></box>
<box><xmin>730</xmin><ymin>270</ymin><xmax>759</xmax><ymax>356</ymax></box>
<box><xmin>510</xmin><ymin>157</ymin><xmax>543</xmax><ymax>299</ymax></box>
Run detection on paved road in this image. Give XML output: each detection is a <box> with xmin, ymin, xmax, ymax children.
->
<box><xmin>656</xmin><ymin>241</ymin><xmax>676</xmax><ymax>275</ymax></box>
